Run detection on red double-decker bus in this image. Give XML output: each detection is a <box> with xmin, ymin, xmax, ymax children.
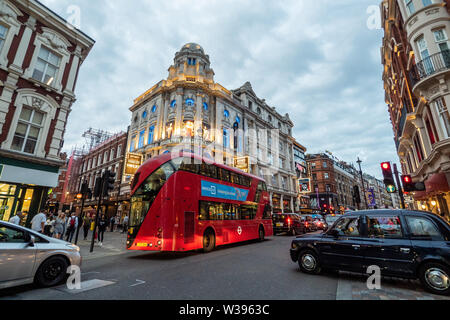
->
<box><xmin>126</xmin><ymin>152</ymin><xmax>273</xmax><ymax>252</ymax></box>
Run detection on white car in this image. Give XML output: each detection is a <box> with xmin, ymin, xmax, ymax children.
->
<box><xmin>0</xmin><ymin>221</ymin><xmax>81</xmax><ymax>289</ymax></box>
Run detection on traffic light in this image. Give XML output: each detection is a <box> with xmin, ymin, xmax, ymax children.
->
<box><xmin>322</xmin><ymin>203</ymin><xmax>328</xmax><ymax>213</ymax></box>
<box><xmin>102</xmin><ymin>170</ymin><xmax>116</xmax><ymax>197</ymax></box>
<box><xmin>381</xmin><ymin>162</ymin><xmax>396</xmax><ymax>193</ymax></box>
<box><xmin>93</xmin><ymin>177</ymin><xmax>102</xmax><ymax>197</ymax></box>
<box><xmin>401</xmin><ymin>175</ymin><xmax>414</xmax><ymax>192</ymax></box>
<box><xmin>401</xmin><ymin>174</ymin><xmax>426</xmax><ymax>192</ymax></box>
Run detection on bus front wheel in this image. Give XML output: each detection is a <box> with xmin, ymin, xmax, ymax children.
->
<box><xmin>258</xmin><ymin>226</ymin><xmax>265</xmax><ymax>242</ymax></box>
<box><xmin>203</xmin><ymin>229</ymin><xmax>215</xmax><ymax>253</ymax></box>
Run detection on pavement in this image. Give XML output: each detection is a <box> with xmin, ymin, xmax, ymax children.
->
<box><xmin>0</xmin><ymin>231</ymin><xmax>449</xmax><ymax>300</ymax></box>
<box><xmin>72</xmin><ymin>227</ymin><xmax>129</xmax><ymax>261</ymax></box>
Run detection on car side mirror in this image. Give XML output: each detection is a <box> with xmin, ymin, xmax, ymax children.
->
<box><xmin>27</xmin><ymin>234</ymin><xmax>35</xmax><ymax>247</ymax></box>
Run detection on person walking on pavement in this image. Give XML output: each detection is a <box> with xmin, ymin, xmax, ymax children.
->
<box><xmin>31</xmin><ymin>211</ymin><xmax>47</xmax><ymax>233</ymax></box>
<box><xmin>82</xmin><ymin>214</ymin><xmax>91</xmax><ymax>240</ymax></box>
<box><xmin>53</xmin><ymin>213</ymin><xmax>65</xmax><ymax>239</ymax></box>
<box><xmin>122</xmin><ymin>215</ymin><xmax>129</xmax><ymax>233</ymax></box>
<box><xmin>98</xmin><ymin>214</ymin><xmax>108</xmax><ymax>246</ymax></box>
<box><xmin>9</xmin><ymin>211</ymin><xmax>23</xmax><ymax>225</ymax></box>
<box><xmin>65</xmin><ymin>212</ymin><xmax>78</xmax><ymax>242</ymax></box>
<box><xmin>110</xmin><ymin>215</ymin><xmax>115</xmax><ymax>232</ymax></box>
<box><xmin>44</xmin><ymin>214</ymin><xmax>54</xmax><ymax>237</ymax></box>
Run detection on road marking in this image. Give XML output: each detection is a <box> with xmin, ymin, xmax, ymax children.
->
<box><xmin>54</xmin><ymin>279</ymin><xmax>115</xmax><ymax>294</ymax></box>
<box><xmin>130</xmin><ymin>279</ymin><xmax>146</xmax><ymax>287</ymax></box>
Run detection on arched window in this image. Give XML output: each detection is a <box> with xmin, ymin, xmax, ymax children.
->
<box><xmin>224</xmin><ymin>109</ymin><xmax>230</xmax><ymax>118</ymax></box>
<box><xmin>185</xmin><ymin>98</ymin><xmax>195</xmax><ymax>106</ymax></box>
<box><xmin>203</xmin><ymin>102</ymin><xmax>208</xmax><ymax>111</ymax></box>
<box><xmin>142</xmin><ymin>110</ymin><xmax>147</xmax><ymax>119</ymax></box>
<box><xmin>152</xmin><ymin>105</ymin><xmax>157</xmax><ymax>113</ymax></box>
<box><xmin>170</xmin><ymin>100</ymin><xmax>176</xmax><ymax>108</ymax></box>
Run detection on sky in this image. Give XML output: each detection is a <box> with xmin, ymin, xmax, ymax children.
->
<box><xmin>39</xmin><ymin>0</ymin><xmax>396</xmax><ymax>179</ymax></box>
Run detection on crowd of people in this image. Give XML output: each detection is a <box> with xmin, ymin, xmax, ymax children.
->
<box><xmin>7</xmin><ymin>209</ymin><xmax>129</xmax><ymax>245</ymax></box>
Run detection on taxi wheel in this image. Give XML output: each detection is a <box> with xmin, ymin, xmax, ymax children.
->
<box><xmin>202</xmin><ymin>229</ymin><xmax>216</xmax><ymax>253</ymax></box>
<box><xmin>298</xmin><ymin>250</ymin><xmax>322</xmax><ymax>275</ymax></box>
<box><xmin>35</xmin><ymin>256</ymin><xmax>69</xmax><ymax>287</ymax></box>
<box><xmin>419</xmin><ymin>262</ymin><xmax>450</xmax><ymax>295</ymax></box>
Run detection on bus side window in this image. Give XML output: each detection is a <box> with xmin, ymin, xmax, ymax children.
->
<box><xmin>180</xmin><ymin>157</ymin><xmax>198</xmax><ymax>173</ymax></box>
<box><xmin>219</xmin><ymin>169</ymin><xmax>230</xmax><ymax>182</ymax></box>
<box><xmin>199</xmin><ymin>201</ymin><xmax>208</xmax><ymax>220</ymax></box>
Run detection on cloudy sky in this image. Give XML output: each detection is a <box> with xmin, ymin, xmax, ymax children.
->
<box><xmin>40</xmin><ymin>0</ymin><xmax>396</xmax><ymax>179</ymax></box>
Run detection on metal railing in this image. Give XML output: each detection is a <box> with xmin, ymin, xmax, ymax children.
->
<box><xmin>410</xmin><ymin>50</ymin><xmax>450</xmax><ymax>86</ymax></box>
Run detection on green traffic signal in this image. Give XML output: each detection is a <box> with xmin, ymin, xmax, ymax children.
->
<box><xmin>386</xmin><ymin>184</ymin><xmax>396</xmax><ymax>193</ymax></box>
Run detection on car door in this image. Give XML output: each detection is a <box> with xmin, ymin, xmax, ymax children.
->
<box><xmin>0</xmin><ymin>224</ymin><xmax>37</xmax><ymax>283</ymax></box>
<box><xmin>404</xmin><ymin>215</ymin><xmax>448</xmax><ymax>270</ymax></box>
<box><xmin>318</xmin><ymin>215</ymin><xmax>366</xmax><ymax>272</ymax></box>
<box><xmin>363</xmin><ymin>214</ymin><xmax>415</xmax><ymax>277</ymax></box>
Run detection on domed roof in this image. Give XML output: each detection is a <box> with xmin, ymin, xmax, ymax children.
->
<box><xmin>180</xmin><ymin>43</ymin><xmax>205</xmax><ymax>54</ymax></box>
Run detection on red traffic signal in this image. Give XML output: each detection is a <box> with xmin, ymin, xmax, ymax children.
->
<box><xmin>401</xmin><ymin>174</ymin><xmax>414</xmax><ymax>192</ymax></box>
<box><xmin>381</xmin><ymin>162</ymin><xmax>390</xmax><ymax>170</ymax></box>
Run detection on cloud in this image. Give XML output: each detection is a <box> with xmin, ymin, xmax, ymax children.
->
<box><xmin>39</xmin><ymin>0</ymin><xmax>396</xmax><ymax>179</ymax></box>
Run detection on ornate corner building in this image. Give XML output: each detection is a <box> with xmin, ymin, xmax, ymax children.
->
<box><xmin>0</xmin><ymin>0</ymin><xmax>94</xmax><ymax>223</ymax></box>
<box><xmin>381</xmin><ymin>0</ymin><xmax>450</xmax><ymax>221</ymax></box>
<box><xmin>124</xmin><ymin>43</ymin><xmax>300</xmax><ymax>213</ymax></box>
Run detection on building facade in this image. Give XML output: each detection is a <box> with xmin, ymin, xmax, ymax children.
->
<box><xmin>0</xmin><ymin>0</ymin><xmax>94</xmax><ymax>224</ymax></box>
<box><xmin>293</xmin><ymin>140</ymin><xmax>309</xmax><ymax>211</ymax></box>
<box><xmin>68</xmin><ymin>132</ymin><xmax>128</xmax><ymax>219</ymax></box>
<box><xmin>125</xmin><ymin>43</ymin><xmax>298</xmax><ymax>213</ymax></box>
<box><xmin>381</xmin><ymin>0</ymin><xmax>450</xmax><ymax>222</ymax></box>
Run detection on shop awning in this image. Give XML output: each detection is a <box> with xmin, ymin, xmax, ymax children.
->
<box><xmin>413</xmin><ymin>173</ymin><xmax>450</xmax><ymax>200</ymax></box>
<box><xmin>425</xmin><ymin>173</ymin><xmax>449</xmax><ymax>193</ymax></box>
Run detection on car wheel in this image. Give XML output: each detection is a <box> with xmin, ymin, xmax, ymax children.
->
<box><xmin>419</xmin><ymin>262</ymin><xmax>450</xmax><ymax>295</ymax></box>
<box><xmin>35</xmin><ymin>256</ymin><xmax>69</xmax><ymax>287</ymax></box>
<box><xmin>202</xmin><ymin>229</ymin><xmax>216</xmax><ymax>253</ymax></box>
<box><xmin>258</xmin><ymin>226</ymin><xmax>265</xmax><ymax>241</ymax></box>
<box><xmin>298</xmin><ymin>250</ymin><xmax>322</xmax><ymax>274</ymax></box>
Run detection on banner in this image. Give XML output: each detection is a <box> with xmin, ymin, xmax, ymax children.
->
<box><xmin>298</xmin><ymin>178</ymin><xmax>311</xmax><ymax>193</ymax></box>
<box><xmin>366</xmin><ymin>188</ymin><xmax>376</xmax><ymax>207</ymax></box>
<box><xmin>201</xmin><ymin>180</ymin><xmax>249</xmax><ymax>201</ymax></box>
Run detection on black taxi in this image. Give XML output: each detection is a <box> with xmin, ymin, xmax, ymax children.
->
<box><xmin>290</xmin><ymin>209</ymin><xmax>450</xmax><ymax>295</ymax></box>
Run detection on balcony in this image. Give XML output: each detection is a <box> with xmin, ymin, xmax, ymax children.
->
<box><xmin>410</xmin><ymin>50</ymin><xmax>450</xmax><ymax>87</ymax></box>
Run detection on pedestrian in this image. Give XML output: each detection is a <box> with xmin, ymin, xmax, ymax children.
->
<box><xmin>122</xmin><ymin>215</ymin><xmax>129</xmax><ymax>233</ymax></box>
<box><xmin>98</xmin><ymin>214</ymin><xmax>108</xmax><ymax>246</ymax></box>
<box><xmin>110</xmin><ymin>215</ymin><xmax>115</xmax><ymax>232</ymax></box>
<box><xmin>82</xmin><ymin>214</ymin><xmax>91</xmax><ymax>240</ymax></box>
<box><xmin>31</xmin><ymin>211</ymin><xmax>47</xmax><ymax>233</ymax></box>
<box><xmin>44</xmin><ymin>214</ymin><xmax>54</xmax><ymax>237</ymax></box>
<box><xmin>65</xmin><ymin>212</ymin><xmax>78</xmax><ymax>242</ymax></box>
<box><xmin>115</xmin><ymin>215</ymin><xmax>120</xmax><ymax>231</ymax></box>
<box><xmin>9</xmin><ymin>211</ymin><xmax>23</xmax><ymax>225</ymax></box>
<box><xmin>53</xmin><ymin>213</ymin><xmax>65</xmax><ymax>239</ymax></box>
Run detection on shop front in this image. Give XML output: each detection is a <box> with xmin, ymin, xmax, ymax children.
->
<box><xmin>0</xmin><ymin>157</ymin><xmax>59</xmax><ymax>225</ymax></box>
<box><xmin>272</xmin><ymin>193</ymin><xmax>282</xmax><ymax>213</ymax></box>
<box><xmin>283</xmin><ymin>196</ymin><xmax>292</xmax><ymax>213</ymax></box>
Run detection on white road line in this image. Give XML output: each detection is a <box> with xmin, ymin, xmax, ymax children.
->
<box><xmin>130</xmin><ymin>279</ymin><xmax>146</xmax><ymax>287</ymax></box>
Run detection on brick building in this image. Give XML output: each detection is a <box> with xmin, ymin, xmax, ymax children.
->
<box><xmin>68</xmin><ymin>132</ymin><xmax>128</xmax><ymax>219</ymax></box>
<box><xmin>0</xmin><ymin>0</ymin><xmax>94</xmax><ymax>224</ymax></box>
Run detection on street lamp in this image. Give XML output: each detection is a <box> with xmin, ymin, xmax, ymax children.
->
<box><xmin>356</xmin><ymin>157</ymin><xmax>369</xmax><ymax>209</ymax></box>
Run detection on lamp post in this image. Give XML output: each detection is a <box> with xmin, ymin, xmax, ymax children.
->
<box><xmin>356</xmin><ymin>157</ymin><xmax>369</xmax><ymax>209</ymax></box>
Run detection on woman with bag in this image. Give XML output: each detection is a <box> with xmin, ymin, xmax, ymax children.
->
<box><xmin>53</xmin><ymin>213</ymin><xmax>65</xmax><ymax>239</ymax></box>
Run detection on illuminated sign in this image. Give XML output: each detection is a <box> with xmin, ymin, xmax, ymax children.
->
<box><xmin>125</xmin><ymin>153</ymin><xmax>143</xmax><ymax>175</ymax></box>
<box><xmin>298</xmin><ymin>178</ymin><xmax>311</xmax><ymax>193</ymax></box>
<box><xmin>234</xmin><ymin>156</ymin><xmax>249</xmax><ymax>173</ymax></box>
